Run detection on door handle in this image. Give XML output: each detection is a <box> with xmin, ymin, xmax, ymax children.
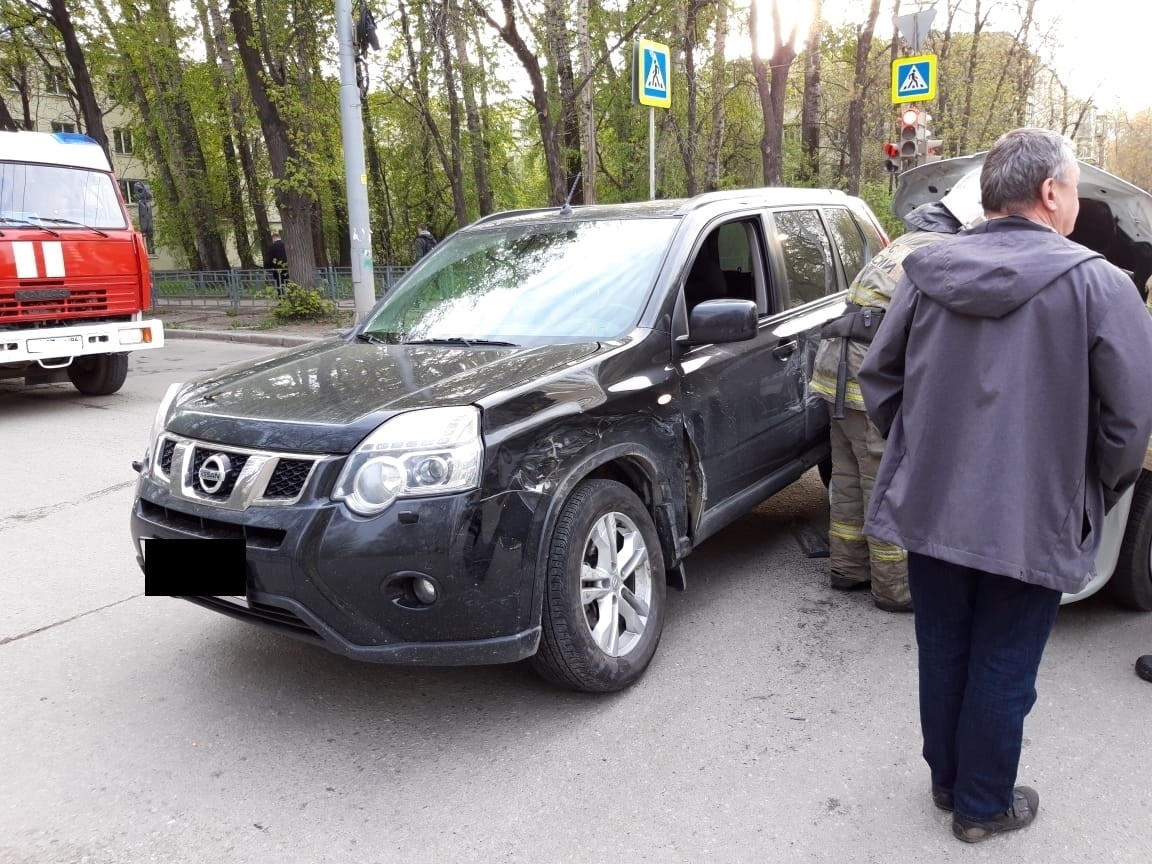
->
<box><xmin>772</xmin><ymin>339</ymin><xmax>798</xmax><ymax>359</ymax></box>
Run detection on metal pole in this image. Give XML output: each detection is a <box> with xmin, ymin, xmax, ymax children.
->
<box><xmin>649</xmin><ymin>106</ymin><xmax>655</xmax><ymax>200</ymax></box>
<box><xmin>335</xmin><ymin>0</ymin><xmax>376</xmax><ymax>322</ymax></box>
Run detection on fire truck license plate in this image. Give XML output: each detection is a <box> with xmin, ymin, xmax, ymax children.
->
<box><xmin>28</xmin><ymin>335</ymin><xmax>83</xmax><ymax>354</ymax></box>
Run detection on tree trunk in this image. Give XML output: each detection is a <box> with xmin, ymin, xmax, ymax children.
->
<box><xmin>207</xmin><ymin>0</ymin><xmax>269</xmax><ymax>263</ymax></box>
<box><xmin>846</xmin><ymin>0</ymin><xmax>881</xmax><ymax>195</ymax></box>
<box><xmin>196</xmin><ymin>0</ymin><xmax>253</xmax><ymax>268</ymax></box>
<box><xmin>577</xmin><ymin>0</ymin><xmax>595</xmax><ymax>203</ymax></box>
<box><xmin>677</xmin><ymin>1</ymin><xmax>700</xmax><ymax>196</ymax></box>
<box><xmin>434</xmin><ymin>1</ymin><xmax>469</xmax><ymax>227</ymax></box>
<box><xmin>799</xmin><ymin>0</ymin><xmax>825</xmax><ymax>186</ymax></box>
<box><xmin>958</xmin><ymin>0</ymin><xmax>989</xmax><ymax>155</ymax></box>
<box><xmin>92</xmin><ymin>0</ymin><xmax>200</xmax><ymax>267</ymax></box>
<box><xmin>360</xmin><ymin>97</ymin><xmax>393</xmax><ymax>266</ymax></box>
<box><xmin>450</xmin><ymin>0</ymin><xmax>494</xmax><ymax>214</ymax></box>
<box><xmin>229</xmin><ymin>0</ymin><xmax>317</xmax><ymax>288</ymax></box>
<box><xmin>46</xmin><ymin>0</ymin><xmax>110</xmax><ymax>160</ymax></box>
<box><xmin>398</xmin><ymin>0</ymin><xmax>465</xmax><ymax>229</ymax></box>
<box><xmin>0</xmin><ymin>96</ymin><xmax>18</xmax><ymax>132</ymax></box>
<box><xmin>144</xmin><ymin>0</ymin><xmax>231</xmax><ymax>269</ymax></box>
<box><xmin>476</xmin><ymin>0</ymin><xmax>566</xmax><ymax>204</ymax></box>
<box><xmin>704</xmin><ymin>0</ymin><xmax>729</xmax><ymax>192</ymax></box>
<box><xmin>750</xmin><ymin>0</ymin><xmax>797</xmax><ymax>186</ymax></box>
<box><xmin>545</xmin><ymin>0</ymin><xmax>582</xmax><ymax>203</ymax></box>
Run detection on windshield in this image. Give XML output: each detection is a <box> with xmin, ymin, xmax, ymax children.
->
<box><xmin>0</xmin><ymin>162</ymin><xmax>128</xmax><ymax>229</ymax></box>
<box><xmin>361</xmin><ymin>218</ymin><xmax>678</xmax><ymax>344</ymax></box>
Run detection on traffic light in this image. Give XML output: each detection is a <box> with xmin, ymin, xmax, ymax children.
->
<box><xmin>925</xmin><ymin>138</ymin><xmax>943</xmax><ymax>163</ymax></box>
<box><xmin>884</xmin><ymin>142</ymin><xmax>901</xmax><ymax>173</ymax></box>
<box><xmin>899</xmin><ymin>107</ymin><xmax>922</xmax><ymax>160</ymax></box>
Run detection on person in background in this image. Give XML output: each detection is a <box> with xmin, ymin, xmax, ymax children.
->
<box><xmin>859</xmin><ymin>127</ymin><xmax>1152</xmax><ymax>843</ymax></box>
<box><xmin>809</xmin><ymin>172</ymin><xmax>982</xmax><ymax>612</ymax></box>
<box><xmin>414</xmin><ymin>223</ymin><xmax>437</xmax><ymax>260</ymax></box>
<box><xmin>264</xmin><ymin>233</ymin><xmax>288</xmax><ymax>295</ymax></box>
<box><xmin>133</xmin><ymin>181</ymin><xmax>155</xmax><ymax>255</ymax></box>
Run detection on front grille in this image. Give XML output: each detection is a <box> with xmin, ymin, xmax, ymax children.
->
<box><xmin>153</xmin><ymin>433</ymin><xmax>321</xmax><ymax>508</ymax></box>
<box><xmin>139</xmin><ymin>499</ymin><xmax>286</xmax><ymax>548</ymax></box>
<box><xmin>265</xmin><ymin>459</ymin><xmax>313</xmax><ymax>498</ymax></box>
<box><xmin>159</xmin><ymin>439</ymin><xmax>176</xmax><ymax>476</ymax></box>
<box><xmin>190</xmin><ymin>447</ymin><xmax>250</xmax><ymax>497</ymax></box>
<box><xmin>0</xmin><ymin>288</ymin><xmax>110</xmax><ymax>320</ymax></box>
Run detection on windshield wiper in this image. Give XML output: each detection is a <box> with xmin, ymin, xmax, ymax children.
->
<box><xmin>35</xmin><ymin>217</ymin><xmax>109</xmax><ymax>237</ymax></box>
<box><xmin>355</xmin><ymin>332</ymin><xmax>392</xmax><ymax>344</ymax></box>
<box><xmin>0</xmin><ymin>216</ymin><xmax>59</xmax><ymax>237</ymax></box>
<box><xmin>403</xmin><ymin>337</ymin><xmax>519</xmax><ymax>348</ymax></box>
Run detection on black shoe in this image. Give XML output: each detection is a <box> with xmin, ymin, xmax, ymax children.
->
<box><xmin>830</xmin><ymin>571</ymin><xmax>870</xmax><ymax>590</ymax></box>
<box><xmin>932</xmin><ymin>787</ymin><xmax>954</xmax><ymax>812</ymax></box>
<box><xmin>1137</xmin><ymin>655</ymin><xmax>1152</xmax><ymax>682</ymax></box>
<box><xmin>874</xmin><ymin>598</ymin><xmax>913</xmax><ymax>613</ymax></box>
<box><xmin>952</xmin><ymin>786</ymin><xmax>1039</xmax><ymax>843</ymax></box>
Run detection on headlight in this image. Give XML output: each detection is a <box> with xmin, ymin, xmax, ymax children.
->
<box><xmin>144</xmin><ymin>382</ymin><xmax>183</xmax><ymax>474</ymax></box>
<box><xmin>333</xmin><ymin>406</ymin><xmax>483</xmax><ymax>516</ymax></box>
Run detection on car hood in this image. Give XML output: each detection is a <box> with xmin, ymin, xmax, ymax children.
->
<box><xmin>166</xmin><ymin>337</ymin><xmax>603</xmax><ymax>453</ymax></box>
<box><xmin>893</xmin><ymin>153</ymin><xmax>1152</xmax><ymax>245</ymax></box>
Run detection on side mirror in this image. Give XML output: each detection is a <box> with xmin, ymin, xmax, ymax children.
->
<box><xmin>679</xmin><ymin>299</ymin><xmax>758</xmax><ymax>346</ymax></box>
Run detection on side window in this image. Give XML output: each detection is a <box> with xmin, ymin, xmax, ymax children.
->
<box><xmin>825</xmin><ymin>207</ymin><xmax>867</xmax><ymax>284</ymax></box>
<box><xmin>772</xmin><ymin>209</ymin><xmax>833</xmax><ymax>308</ymax></box>
<box><xmin>854</xmin><ymin>211</ymin><xmax>885</xmax><ymax>260</ymax></box>
<box><xmin>684</xmin><ymin>219</ymin><xmax>763</xmax><ymax>312</ymax></box>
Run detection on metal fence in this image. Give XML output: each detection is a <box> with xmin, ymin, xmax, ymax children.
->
<box><xmin>149</xmin><ymin>266</ymin><xmax>411</xmax><ymax>310</ymax></box>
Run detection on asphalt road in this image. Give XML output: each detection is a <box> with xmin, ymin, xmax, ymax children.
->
<box><xmin>1</xmin><ymin>341</ymin><xmax>1150</xmax><ymax>864</ymax></box>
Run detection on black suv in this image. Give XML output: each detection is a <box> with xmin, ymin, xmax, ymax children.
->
<box><xmin>131</xmin><ymin>189</ymin><xmax>887</xmax><ymax>691</ymax></box>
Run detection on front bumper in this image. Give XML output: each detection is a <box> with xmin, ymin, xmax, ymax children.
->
<box><xmin>131</xmin><ymin>460</ymin><xmax>545</xmax><ymax>666</ymax></box>
<box><xmin>0</xmin><ymin>317</ymin><xmax>164</xmax><ymax>365</ymax></box>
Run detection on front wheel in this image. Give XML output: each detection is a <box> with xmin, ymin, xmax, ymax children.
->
<box><xmin>68</xmin><ymin>353</ymin><xmax>129</xmax><ymax>396</ymax></box>
<box><xmin>1109</xmin><ymin>470</ymin><xmax>1152</xmax><ymax>611</ymax></box>
<box><xmin>530</xmin><ymin>480</ymin><xmax>666</xmax><ymax>692</ymax></box>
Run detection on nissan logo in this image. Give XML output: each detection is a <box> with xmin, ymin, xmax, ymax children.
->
<box><xmin>198</xmin><ymin>453</ymin><xmax>233</xmax><ymax>494</ymax></box>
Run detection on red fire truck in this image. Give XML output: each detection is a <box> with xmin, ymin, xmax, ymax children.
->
<box><xmin>0</xmin><ymin>130</ymin><xmax>163</xmax><ymax>395</ymax></box>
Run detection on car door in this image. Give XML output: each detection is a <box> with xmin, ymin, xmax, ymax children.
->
<box><xmin>762</xmin><ymin>207</ymin><xmax>853</xmax><ymax>452</ymax></box>
<box><xmin>676</xmin><ymin>214</ymin><xmax>821</xmax><ymax>522</ymax></box>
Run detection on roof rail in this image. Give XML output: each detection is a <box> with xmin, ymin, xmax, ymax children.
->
<box><xmin>471</xmin><ymin>206</ymin><xmax>566</xmax><ymax>226</ymax></box>
<box><xmin>675</xmin><ymin>186</ymin><xmax>849</xmax><ymax>215</ymax></box>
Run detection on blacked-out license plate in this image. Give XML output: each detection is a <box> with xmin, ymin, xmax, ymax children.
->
<box><xmin>143</xmin><ymin>538</ymin><xmax>246</xmax><ymax>596</ymax></box>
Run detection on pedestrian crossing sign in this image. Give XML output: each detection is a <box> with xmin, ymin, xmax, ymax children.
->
<box><xmin>635</xmin><ymin>39</ymin><xmax>671</xmax><ymax>109</ymax></box>
<box><xmin>892</xmin><ymin>54</ymin><xmax>937</xmax><ymax>104</ymax></box>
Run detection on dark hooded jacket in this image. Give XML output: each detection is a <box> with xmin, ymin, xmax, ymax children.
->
<box><xmin>859</xmin><ymin>216</ymin><xmax>1152</xmax><ymax>594</ymax></box>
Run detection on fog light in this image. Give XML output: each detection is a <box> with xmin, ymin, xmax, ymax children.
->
<box><xmin>412</xmin><ymin>576</ymin><xmax>438</xmax><ymax>605</ymax></box>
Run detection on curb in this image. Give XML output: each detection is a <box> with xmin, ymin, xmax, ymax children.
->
<box><xmin>164</xmin><ymin>327</ymin><xmax>332</xmax><ymax>347</ymax></box>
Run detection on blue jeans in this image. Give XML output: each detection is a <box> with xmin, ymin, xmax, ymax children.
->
<box><xmin>907</xmin><ymin>552</ymin><xmax>1061</xmax><ymax>820</ymax></box>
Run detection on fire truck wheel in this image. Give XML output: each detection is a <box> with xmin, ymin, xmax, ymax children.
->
<box><xmin>68</xmin><ymin>353</ymin><xmax>129</xmax><ymax>396</ymax></box>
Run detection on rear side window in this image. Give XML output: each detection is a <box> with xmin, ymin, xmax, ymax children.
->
<box><xmin>854</xmin><ymin>210</ymin><xmax>885</xmax><ymax>260</ymax></box>
<box><xmin>825</xmin><ymin>207</ymin><xmax>868</xmax><ymax>284</ymax></box>
<box><xmin>772</xmin><ymin>209</ymin><xmax>833</xmax><ymax>307</ymax></box>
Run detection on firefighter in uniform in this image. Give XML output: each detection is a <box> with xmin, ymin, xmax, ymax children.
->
<box><xmin>809</xmin><ymin>174</ymin><xmax>982</xmax><ymax>611</ymax></box>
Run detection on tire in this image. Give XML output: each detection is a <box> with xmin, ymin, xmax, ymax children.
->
<box><xmin>67</xmin><ymin>353</ymin><xmax>129</xmax><ymax>396</ymax></box>
<box><xmin>530</xmin><ymin>479</ymin><xmax>666</xmax><ymax>692</ymax></box>
<box><xmin>1109</xmin><ymin>470</ymin><xmax>1152</xmax><ymax>611</ymax></box>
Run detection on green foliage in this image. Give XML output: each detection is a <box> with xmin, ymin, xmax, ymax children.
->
<box><xmin>7</xmin><ymin>0</ymin><xmax>1116</xmax><ymax>274</ymax></box>
<box><xmin>265</xmin><ymin>282</ymin><xmax>336</xmax><ymax>321</ymax></box>
<box><xmin>856</xmin><ymin>180</ymin><xmax>904</xmax><ymax>240</ymax></box>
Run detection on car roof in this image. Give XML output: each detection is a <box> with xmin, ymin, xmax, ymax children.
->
<box><xmin>469</xmin><ymin>187</ymin><xmax>865</xmax><ymax>229</ymax></box>
<box><xmin>0</xmin><ymin>130</ymin><xmax>112</xmax><ymax>172</ymax></box>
